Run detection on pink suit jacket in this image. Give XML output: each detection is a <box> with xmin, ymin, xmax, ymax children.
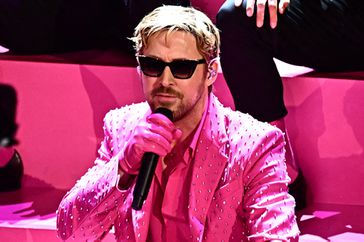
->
<box><xmin>57</xmin><ymin>94</ymin><xmax>299</xmax><ymax>241</ymax></box>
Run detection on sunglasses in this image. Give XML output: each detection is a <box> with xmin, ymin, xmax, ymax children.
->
<box><xmin>137</xmin><ymin>55</ymin><xmax>206</xmax><ymax>79</ymax></box>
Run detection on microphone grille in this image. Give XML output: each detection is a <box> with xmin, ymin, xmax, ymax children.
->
<box><xmin>154</xmin><ymin>107</ymin><xmax>173</xmax><ymax>121</ymax></box>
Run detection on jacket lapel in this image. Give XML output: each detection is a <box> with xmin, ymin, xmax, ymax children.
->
<box><xmin>188</xmin><ymin>95</ymin><xmax>229</xmax><ymax>239</ymax></box>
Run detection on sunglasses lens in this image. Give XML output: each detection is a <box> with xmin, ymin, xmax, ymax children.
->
<box><xmin>139</xmin><ymin>57</ymin><xmax>164</xmax><ymax>77</ymax></box>
<box><xmin>170</xmin><ymin>60</ymin><xmax>196</xmax><ymax>79</ymax></box>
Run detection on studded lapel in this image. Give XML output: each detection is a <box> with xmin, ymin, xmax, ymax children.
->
<box><xmin>187</xmin><ymin>95</ymin><xmax>229</xmax><ymax>239</ymax></box>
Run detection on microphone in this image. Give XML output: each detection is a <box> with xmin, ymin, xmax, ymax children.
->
<box><xmin>132</xmin><ymin>107</ymin><xmax>173</xmax><ymax>210</ymax></box>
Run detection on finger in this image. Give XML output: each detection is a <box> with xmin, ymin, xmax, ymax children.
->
<box><xmin>132</xmin><ymin>120</ymin><xmax>172</xmax><ymax>150</ymax></box>
<box><xmin>172</xmin><ymin>128</ymin><xmax>183</xmax><ymax>141</ymax></box>
<box><xmin>279</xmin><ymin>0</ymin><xmax>290</xmax><ymax>14</ymax></box>
<box><xmin>142</xmin><ymin>135</ymin><xmax>172</xmax><ymax>156</ymax></box>
<box><xmin>256</xmin><ymin>0</ymin><xmax>267</xmax><ymax>27</ymax></box>
<box><xmin>131</xmin><ymin>132</ymin><xmax>171</xmax><ymax>158</ymax></box>
<box><xmin>235</xmin><ymin>0</ymin><xmax>243</xmax><ymax>7</ymax></box>
<box><xmin>246</xmin><ymin>0</ymin><xmax>255</xmax><ymax>17</ymax></box>
<box><xmin>129</xmin><ymin>141</ymin><xmax>144</xmax><ymax>161</ymax></box>
<box><xmin>147</xmin><ymin>113</ymin><xmax>175</xmax><ymax>132</ymax></box>
<box><xmin>148</xmin><ymin>122</ymin><xmax>174</xmax><ymax>142</ymax></box>
<box><xmin>268</xmin><ymin>0</ymin><xmax>278</xmax><ymax>28</ymax></box>
<box><xmin>132</xmin><ymin>138</ymin><xmax>170</xmax><ymax>158</ymax></box>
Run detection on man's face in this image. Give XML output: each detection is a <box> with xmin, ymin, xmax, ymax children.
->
<box><xmin>140</xmin><ymin>31</ymin><xmax>211</xmax><ymax>121</ymax></box>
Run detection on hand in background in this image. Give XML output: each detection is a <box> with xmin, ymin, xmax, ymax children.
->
<box><xmin>235</xmin><ymin>0</ymin><xmax>290</xmax><ymax>28</ymax></box>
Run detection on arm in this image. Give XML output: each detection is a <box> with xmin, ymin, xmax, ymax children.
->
<box><xmin>56</xmin><ymin>108</ymin><xmax>182</xmax><ymax>241</ymax></box>
<box><xmin>234</xmin><ymin>0</ymin><xmax>290</xmax><ymax>28</ymax></box>
<box><xmin>242</xmin><ymin>127</ymin><xmax>300</xmax><ymax>241</ymax></box>
<box><xmin>56</xmin><ymin>111</ymin><xmax>132</xmax><ymax>241</ymax></box>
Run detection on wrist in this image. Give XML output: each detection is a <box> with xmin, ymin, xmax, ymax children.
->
<box><xmin>119</xmin><ymin>145</ymin><xmax>140</xmax><ymax>175</ymax></box>
<box><xmin>117</xmin><ymin>168</ymin><xmax>135</xmax><ymax>190</ymax></box>
<box><xmin>119</xmin><ymin>157</ymin><xmax>140</xmax><ymax>175</ymax></box>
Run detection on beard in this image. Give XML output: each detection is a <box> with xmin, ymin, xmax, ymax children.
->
<box><xmin>148</xmin><ymin>83</ymin><xmax>205</xmax><ymax>122</ymax></box>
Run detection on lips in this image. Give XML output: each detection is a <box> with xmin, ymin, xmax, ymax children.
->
<box><xmin>154</xmin><ymin>93</ymin><xmax>177</xmax><ymax>103</ymax></box>
<box><xmin>155</xmin><ymin>93</ymin><xmax>176</xmax><ymax>98</ymax></box>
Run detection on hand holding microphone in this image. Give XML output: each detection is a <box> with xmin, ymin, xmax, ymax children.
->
<box><xmin>119</xmin><ymin>108</ymin><xmax>182</xmax><ymax>210</ymax></box>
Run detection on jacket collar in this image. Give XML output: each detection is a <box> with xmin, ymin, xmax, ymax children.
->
<box><xmin>187</xmin><ymin>94</ymin><xmax>229</xmax><ymax>239</ymax></box>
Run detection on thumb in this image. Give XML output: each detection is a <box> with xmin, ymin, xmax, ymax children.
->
<box><xmin>173</xmin><ymin>128</ymin><xmax>183</xmax><ymax>141</ymax></box>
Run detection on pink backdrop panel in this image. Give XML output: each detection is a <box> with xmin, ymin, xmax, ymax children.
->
<box><xmin>283</xmin><ymin>76</ymin><xmax>364</xmax><ymax>206</ymax></box>
<box><xmin>0</xmin><ymin>61</ymin><xmax>144</xmax><ymax>189</ymax></box>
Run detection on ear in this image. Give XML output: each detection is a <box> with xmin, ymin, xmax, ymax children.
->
<box><xmin>206</xmin><ymin>58</ymin><xmax>219</xmax><ymax>86</ymax></box>
<box><xmin>137</xmin><ymin>66</ymin><xmax>142</xmax><ymax>76</ymax></box>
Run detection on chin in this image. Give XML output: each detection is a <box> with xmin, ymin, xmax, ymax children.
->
<box><xmin>151</xmin><ymin>100</ymin><xmax>176</xmax><ymax>110</ymax></box>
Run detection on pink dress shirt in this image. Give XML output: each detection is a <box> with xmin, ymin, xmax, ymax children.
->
<box><xmin>148</xmin><ymin>98</ymin><xmax>208</xmax><ymax>241</ymax></box>
<box><xmin>57</xmin><ymin>93</ymin><xmax>300</xmax><ymax>241</ymax></box>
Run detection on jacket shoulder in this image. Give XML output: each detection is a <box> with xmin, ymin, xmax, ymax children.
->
<box><xmin>226</xmin><ymin>108</ymin><xmax>280</xmax><ymax>134</ymax></box>
<box><xmin>103</xmin><ymin>102</ymin><xmax>149</xmax><ymax>122</ymax></box>
<box><xmin>221</xmin><ymin>107</ymin><xmax>284</xmax><ymax>149</ymax></box>
<box><xmin>102</xmin><ymin>102</ymin><xmax>149</xmax><ymax>134</ymax></box>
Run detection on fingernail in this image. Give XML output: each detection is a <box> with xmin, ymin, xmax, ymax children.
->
<box><xmin>246</xmin><ymin>8</ymin><xmax>253</xmax><ymax>17</ymax></box>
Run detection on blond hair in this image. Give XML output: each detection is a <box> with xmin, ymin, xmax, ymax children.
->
<box><xmin>130</xmin><ymin>5</ymin><xmax>220</xmax><ymax>62</ymax></box>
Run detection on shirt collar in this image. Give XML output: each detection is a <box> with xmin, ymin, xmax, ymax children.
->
<box><xmin>187</xmin><ymin>94</ymin><xmax>210</xmax><ymax>158</ymax></box>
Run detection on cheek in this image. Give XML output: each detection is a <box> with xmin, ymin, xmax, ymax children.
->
<box><xmin>142</xmin><ymin>78</ymin><xmax>156</xmax><ymax>93</ymax></box>
<box><xmin>180</xmin><ymin>80</ymin><xmax>206</xmax><ymax>102</ymax></box>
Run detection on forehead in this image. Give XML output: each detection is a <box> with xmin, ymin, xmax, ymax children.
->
<box><xmin>143</xmin><ymin>30</ymin><xmax>202</xmax><ymax>59</ymax></box>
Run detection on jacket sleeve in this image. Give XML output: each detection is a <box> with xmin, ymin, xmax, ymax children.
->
<box><xmin>56</xmin><ymin>110</ymin><xmax>134</xmax><ymax>241</ymax></box>
<box><xmin>242</xmin><ymin>126</ymin><xmax>300</xmax><ymax>241</ymax></box>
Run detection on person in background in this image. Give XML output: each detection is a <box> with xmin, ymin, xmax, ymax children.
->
<box><xmin>0</xmin><ymin>0</ymin><xmax>189</xmax><ymax>55</ymax></box>
<box><xmin>216</xmin><ymin>0</ymin><xmax>364</xmax><ymax>209</ymax></box>
<box><xmin>0</xmin><ymin>84</ymin><xmax>23</xmax><ymax>191</ymax></box>
<box><xmin>57</xmin><ymin>5</ymin><xmax>299</xmax><ymax>241</ymax></box>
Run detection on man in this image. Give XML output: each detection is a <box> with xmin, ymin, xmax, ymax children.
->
<box><xmin>57</xmin><ymin>5</ymin><xmax>299</xmax><ymax>241</ymax></box>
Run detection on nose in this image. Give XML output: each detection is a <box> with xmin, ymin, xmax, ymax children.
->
<box><xmin>159</xmin><ymin>66</ymin><xmax>175</xmax><ymax>87</ymax></box>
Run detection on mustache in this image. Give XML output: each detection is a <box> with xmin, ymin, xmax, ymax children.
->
<box><xmin>151</xmin><ymin>87</ymin><xmax>183</xmax><ymax>99</ymax></box>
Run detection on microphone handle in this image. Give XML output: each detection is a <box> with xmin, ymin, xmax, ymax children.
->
<box><xmin>132</xmin><ymin>152</ymin><xmax>159</xmax><ymax>210</ymax></box>
<box><xmin>131</xmin><ymin>107</ymin><xmax>173</xmax><ymax>210</ymax></box>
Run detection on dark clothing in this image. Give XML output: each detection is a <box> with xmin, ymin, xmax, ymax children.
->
<box><xmin>216</xmin><ymin>0</ymin><xmax>364</xmax><ymax>122</ymax></box>
<box><xmin>0</xmin><ymin>84</ymin><xmax>23</xmax><ymax>192</ymax></box>
<box><xmin>0</xmin><ymin>0</ymin><xmax>190</xmax><ymax>54</ymax></box>
<box><xmin>0</xmin><ymin>84</ymin><xmax>18</xmax><ymax>145</ymax></box>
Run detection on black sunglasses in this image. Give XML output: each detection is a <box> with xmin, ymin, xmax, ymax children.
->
<box><xmin>137</xmin><ymin>55</ymin><xmax>206</xmax><ymax>79</ymax></box>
